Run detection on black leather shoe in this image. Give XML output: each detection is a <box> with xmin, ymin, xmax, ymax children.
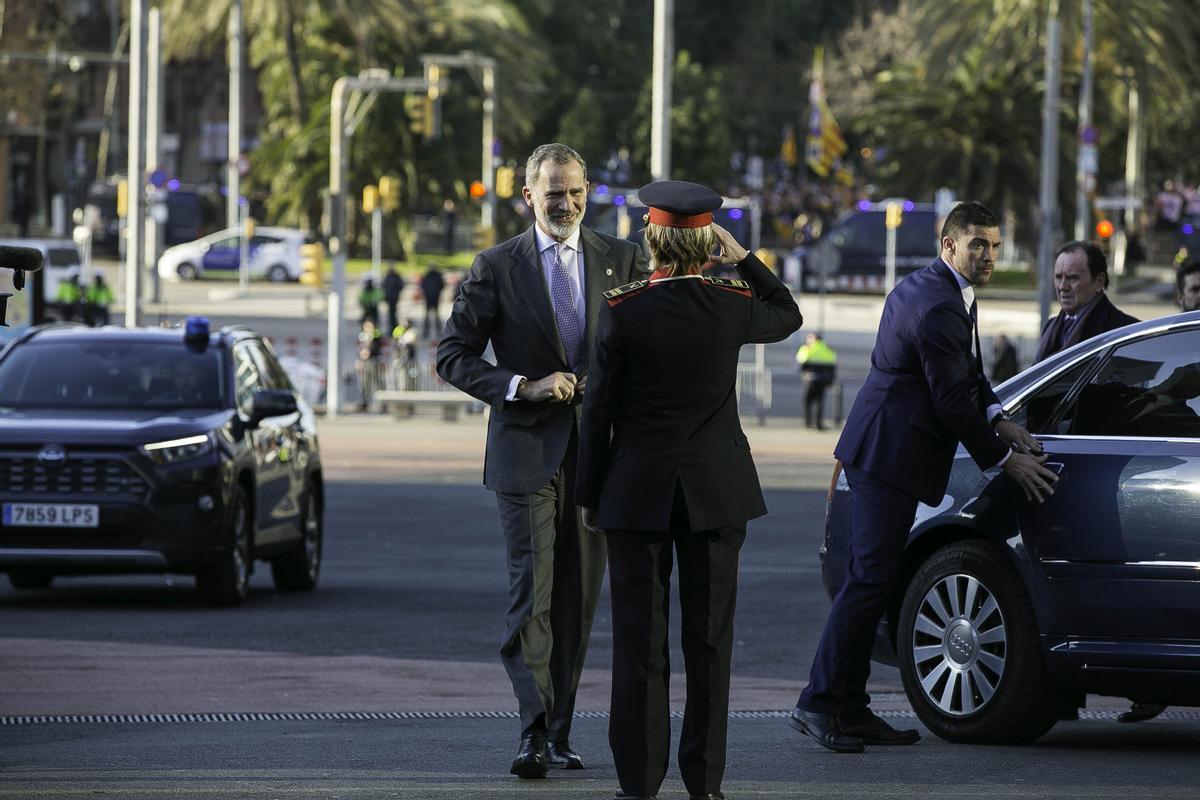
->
<box><xmin>510</xmin><ymin>733</ymin><xmax>548</xmax><ymax>779</ymax></box>
<box><xmin>838</xmin><ymin>711</ymin><xmax>920</xmax><ymax>745</ymax></box>
<box><xmin>788</xmin><ymin>707</ymin><xmax>864</xmax><ymax>753</ymax></box>
<box><xmin>1118</xmin><ymin>702</ymin><xmax>1167</xmax><ymax>723</ymax></box>
<box><xmin>548</xmin><ymin>740</ymin><xmax>585</xmax><ymax>769</ymax></box>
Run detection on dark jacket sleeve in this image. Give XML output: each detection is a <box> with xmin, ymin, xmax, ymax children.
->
<box><xmin>435</xmin><ymin>251</ymin><xmax>517</xmax><ymax>407</ymax></box>
<box><xmin>916</xmin><ymin>301</ymin><xmax>1009</xmax><ymax>470</ymax></box>
<box><xmin>576</xmin><ymin>303</ymin><xmax>623</xmax><ymax>510</ymax></box>
<box><xmin>735</xmin><ymin>253</ymin><xmax>803</xmax><ymax>344</ymax></box>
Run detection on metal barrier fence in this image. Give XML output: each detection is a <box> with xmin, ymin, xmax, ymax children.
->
<box><xmin>735</xmin><ymin>364</ymin><xmax>773</xmax><ymax>425</ymax></box>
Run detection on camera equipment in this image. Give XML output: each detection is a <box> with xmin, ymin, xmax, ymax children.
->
<box><xmin>0</xmin><ymin>245</ymin><xmax>44</xmax><ymax>327</ymax></box>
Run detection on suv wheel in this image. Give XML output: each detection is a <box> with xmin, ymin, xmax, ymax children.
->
<box><xmin>270</xmin><ymin>486</ymin><xmax>322</xmax><ymax>591</ymax></box>
<box><xmin>197</xmin><ymin>485</ymin><xmax>252</xmax><ymax>606</ymax></box>
<box><xmin>8</xmin><ymin>572</ymin><xmax>53</xmax><ymax>590</ymax></box>
<box><xmin>177</xmin><ymin>262</ymin><xmax>198</xmax><ymax>280</ymax></box>
<box><xmin>266</xmin><ymin>264</ymin><xmax>290</xmax><ymax>283</ymax></box>
<box><xmin>897</xmin><ymin>539</ymin><xmax>1062</xmax><ymax>744</ymax></box>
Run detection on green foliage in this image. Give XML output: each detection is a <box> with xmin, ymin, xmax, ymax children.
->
<box><xmin>623</xmin><ymin>51</ymin><xmax>734</xmax><ymax>187</ymax></box>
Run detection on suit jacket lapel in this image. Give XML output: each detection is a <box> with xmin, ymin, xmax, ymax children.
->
<box><xmin>513</xmin><ymin>226</ymin><xmax>568</xmax><ymax>366</ymax></box>
<box><xmin>580</xmin><ymin>226</ymin><xmax>619</xmax><ymax>373</ymax></box>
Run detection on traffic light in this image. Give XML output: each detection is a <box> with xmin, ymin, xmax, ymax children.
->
<box><xmin>403</xmin><ymin>93</ymin><xmax>436</xmax><ymax>139</ymax></box>
<box><xmin>379</xmin><ymin>175</ymin><xmax>400</xmax><ymax>212</ymax></box>
<box><xmin>362</xmin><ymin>184</ymin><xmax>379</xmax><ymax>214</ymax></box>
<box><xmin>117</xmin><ymin>179</ymin><xmax>129</xmax><ymax>217</ymax></box>
<box><xmin>469</xmin><ymin>180</ymin><xmax>487</xmax><ymax>200</ymax></box>
<box><xmin>495</xmin><ymin>166</ymin><xmax>515</xmax><ymax>199</ymax></box>
<box><xmin>299</xmin><ymin>242</ymin><xmax>324</xmax><ymax>287</ymax></box>
<box><xmin>885</xmin><ymin>202</ymin><xmax>903</xmax><ymax>230</ymax></box>
<box><xmin>1096</xmin><ymin>219</ymin><xmax>1114</xmax><ymax>239</ymax></box>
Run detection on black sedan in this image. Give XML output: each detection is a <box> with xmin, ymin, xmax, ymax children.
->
<box><xmin>821</xmin><ymin>311</ymin><xmax>1200</xmax><ymax>742</ymax></box>
<box><xmin>0</xmin><ymin>320</ymin><xmax>323</xmax><ymax>605</ymax></box>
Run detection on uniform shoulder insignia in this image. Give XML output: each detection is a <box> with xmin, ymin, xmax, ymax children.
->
<box><xmin>702</xmin><ymin>276</ymin><xmax>752</xmax><ymax>296</ymax></box>
<box><xmin>604</xmin><ymin>279</ymin><xmax>649</xmax><ymax>306</ymax></box>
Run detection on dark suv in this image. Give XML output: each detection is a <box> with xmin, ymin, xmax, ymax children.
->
<box><xmin>0</xmin><ymin>320</ymin><xmax>323</xmax><ymax>605</ymax></box>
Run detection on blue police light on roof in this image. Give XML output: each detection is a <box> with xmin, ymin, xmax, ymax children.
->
<box><xmin>185</xmin><ymin>317</ymin><xmax>209</xmax><ymax>338</ymax></box>
<box><xmin>595</xmin><ymin>184</ymin><xmax>609</xmax><ymax>196</ymax></box>
<box><xmin>903</xmin><ymin>200</ymin><xmax>915</xmax><ymax>212</ymax></box>
<box><xmin>728</xmin><ymin>208</ymin><xmax>744</xmax><ymax>221</ymax></box>
<box><xmin>167</xmin><ymin>178</ymin><xmax>181</xmax><ymax>191</ymax></box>
<box><xmin>613</xmin><ymin>195</ymin><xmax>626</xmax><ymax>206</ymax></box>
<box><xmin>857</xmin><ymin>199</ymin><xmax>872</xmax><ymax>212</ymax></box>
<box><xmin>1185</xmin><ymin>224</ymin><xmax>1196</xmax><ymax>235</ymax></box>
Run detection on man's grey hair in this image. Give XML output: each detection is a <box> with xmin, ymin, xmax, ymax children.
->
<box><xmin>525</xmin><ymin>143</ymin><xmax>587</xmax><ymax>188</ymax></box>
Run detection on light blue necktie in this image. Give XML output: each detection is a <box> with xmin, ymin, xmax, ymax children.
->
<box><xmin>550</xmin><ymin>243</ymin><xmax>583</xmax><ymax>369</ymax></box>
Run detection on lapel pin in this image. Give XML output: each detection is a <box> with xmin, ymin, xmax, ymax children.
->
<box><xmin>606</xmin><ymin>268</ymin><xmax>613</xmax><ymax>276</ymax></box>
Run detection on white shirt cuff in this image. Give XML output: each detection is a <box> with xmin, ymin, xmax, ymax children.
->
<box><xmin>986</xmin><ymin>403</ymin><xmax>1004</xmax><ymax>424</ymax></box>
<box><xmin>506</xmin><ymin>374</ymin><xmax>526</xmax><ymax>401</ymax></box>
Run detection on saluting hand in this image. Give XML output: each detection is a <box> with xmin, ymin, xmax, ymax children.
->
<box><xmin>518</xmin><ymin>372</ymin><xmax>577</xmax><ymax>403</ymax></box>
<box><xmin>1002</xmin><ymin>451</ymin><xmax>1058</xmax><ymax>503</ymax></box>
<box><xmin>996</xmin><ymin>420</ymin><xmax>1043</xmax><ymax>455</ymax></box>
<box><xmin>711</xmin><ymin>223</ymin><xmax>748</xmax><ymax>265</ymax></box>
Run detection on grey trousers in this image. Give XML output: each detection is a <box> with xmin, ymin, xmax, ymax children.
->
<box><xmin>494</xmin><ymin>433</ymin><xmax>606</xmax><ymax>741</ymax></box>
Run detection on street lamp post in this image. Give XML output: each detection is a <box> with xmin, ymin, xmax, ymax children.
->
<box><xmin>1036</xmin><ymin>0</ymin><xmax>1063</xmax><ymax>335</ymax></box>
<box><xmin>651</xmin><ymin>0</ymin><xmax>673</xmax><ymax>181</ymax></box>
<box><xmin>327</xmin><ymin>74</ymin><xmax>428</xmax><ymax>417</ymax></box>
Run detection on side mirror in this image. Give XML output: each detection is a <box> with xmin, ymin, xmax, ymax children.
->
<box><xmin>249</xmin><ymin>389</ymin><xmax>298</xmax><ymax>426</ymax></box>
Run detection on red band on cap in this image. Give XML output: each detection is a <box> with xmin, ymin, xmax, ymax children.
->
<box><xmin>647</xmin><ymin>208</ymin><xmax>713</xmax><ymax>228</ymax></box>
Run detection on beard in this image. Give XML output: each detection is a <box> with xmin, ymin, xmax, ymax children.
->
<box><xmin>536</xmin><ymin>207</ymin><xmax>582</xmax><ymax>240</ymax></box>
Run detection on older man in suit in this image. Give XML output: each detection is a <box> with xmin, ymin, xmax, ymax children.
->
<box><xmin>791</xmin><ymin>201</ymin><xmax>1059</xmax><ymax>753</ymax></box>
<box><xmin>1034</xmin><ymin>240</ymin><xmax>1138</xmax><ymax>363</ymax></box>
<box><xmin>436</xmin><ymin>143</ymin><xmax>647</xmax><ymax>779</ymax></box>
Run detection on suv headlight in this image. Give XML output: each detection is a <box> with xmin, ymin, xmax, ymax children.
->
<box><xmin>141</xmin><ymin>433</ymin><xmax>214</xmax><ymax>465</ymax></box>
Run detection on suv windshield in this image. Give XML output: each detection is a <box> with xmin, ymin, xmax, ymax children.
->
<box><xmin>0</xmin><ymin>341</ymin><xmax>224</xmax><ymax>410</ymax></box>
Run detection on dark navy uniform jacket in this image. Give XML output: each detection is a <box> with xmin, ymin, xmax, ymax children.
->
<box><xmin>833</xmin><ymin>259</ymin><xmax>1009</xmax><ymax>506</ymax></box>
<box><xmin>576</xmin><ymin>253</ymin><xmax>802</xmax><ymax>532</ymax></box>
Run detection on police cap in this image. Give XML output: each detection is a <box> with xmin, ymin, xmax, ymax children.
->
<box><xmin>637</xmin><ymin>180</ymin><xmax>722</xmax><ymax>228</ymax></box>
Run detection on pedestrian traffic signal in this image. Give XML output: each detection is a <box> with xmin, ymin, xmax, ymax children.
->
<box><xmin>378</xmin><ymin>175</ymin><xmax>400</xmax><ymax>212</ymax></box>
<box><xmin>1096</xmin><ymin>219</ymin><xmax>1114</xmax><ymax>239</ymax></box>
<box><xmin>495</xmin><ymin>166</ymin><xmax>515</xmax><ymax>199</ymax></box>
<box><xmin>362</xmin><ymin>184</ymin><xmax>379</xmax><ymax>214</ymax></box>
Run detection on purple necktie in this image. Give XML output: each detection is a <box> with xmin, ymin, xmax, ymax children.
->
<box><xmin>550</xmin><ymin>243</ymin><xmax>583</xmax><ymax>369</ymax></box>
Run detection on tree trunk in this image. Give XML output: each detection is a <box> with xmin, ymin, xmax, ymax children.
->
<box><xmin>280</xmin><ymin>0</ymin><xmax>307</xmax><ymax>125</ymax></box>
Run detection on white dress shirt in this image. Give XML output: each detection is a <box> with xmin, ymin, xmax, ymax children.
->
<box><xmin>506</xmin><ymin>226</ymin><xmax>588</xmax><ymax>400</ymax></box>
<box><xmin>946</xmin><ymin>264</ymin><xmax>1010</xmax><ymax>465</ymax></box>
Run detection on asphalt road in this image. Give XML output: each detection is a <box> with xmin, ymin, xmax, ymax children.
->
<box><xmin>3</xmin><ymin>417</ymin><xmax>1199</xmax><ymax>799</ymax></box>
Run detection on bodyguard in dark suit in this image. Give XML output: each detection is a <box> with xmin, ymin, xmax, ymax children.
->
<box><xmin>1034</xmin><ymin>240</ymin><xmax>1138</xmax><ymax>363</ymax></box>
<box><xmin>436</xmin><ymin>143</ymin><xmax>648</xmax><ymax>778</ymax></box>
<box><xmin>577</xmin><ymin>181</ymin><xmax>802</xmax><ymax>800</ymax></box>
<box><xmin>792</xmin><ymin>202</ymin><xmax>1059</xmax><ymax>753</ymax></box>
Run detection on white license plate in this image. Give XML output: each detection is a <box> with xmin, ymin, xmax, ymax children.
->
<box><xmin>2</xmin><ymin>503</ymin><xmax>99</xmax><ymax>528</ymax></box>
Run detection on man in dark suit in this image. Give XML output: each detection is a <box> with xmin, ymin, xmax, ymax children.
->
<box><xmin>577</xmin><ymin>181</ymin><xmax>801</xmax><ymax>800</ymax></box>
<box><xmin>1034</xmin><ymin>240</ymin><xmax>1138</xmax><ymax>363</ymax></box>
<box><xmin>436</xmin><ymin>143</ymin><xmax>647</xmax><ymax>779</ymax></box>
<box><xmin>419</xmin><ymin>265</ymin><xmax>446</xmax><ymax>339</ymax></box>
<box><xmin>792</xmin><ymin>202</ymin><xmax>1059</xmax><ymax>753</ymax></box>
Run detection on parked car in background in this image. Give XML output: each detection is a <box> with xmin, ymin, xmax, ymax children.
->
<box><xmin>157</xmin><ymin>226</ymin><xmax>308</xmax><ymax>283</ymax></box>
<box><xmin>0</xmin><ymin>237</ymin><xmax>83</xmax><ymax>298</ymax></box>
<box><xmin>84</xmin><ymin>182</ymin><xmax>221</xmax><ymax>255</ymax></box>
<box><xmin>0</xmin><ymin>319</ymin><xmax>324</xmax><ymax>606</ymax></box>
<box><xmin>821</xmin><ymin>311</ymin><xmax>1200</xmax><ymax>743</ymax></box>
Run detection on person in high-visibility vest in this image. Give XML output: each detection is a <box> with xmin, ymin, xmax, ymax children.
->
<box><xmin>85</xmin><ymin>272</ymin><xmax>114</xmax><ymax>326</ymax></box>
<box><xmin>796</xmin><ymin>332</ymin><xmax>838</xmax><ymax>430</ymax></box>
<box><xmin>54</xmin><ymin>273</ymin><xmax>83</xmax><ymax>322</ymax></box>
<box><xmin>358</xmin><ymin>277</ymin><xmax>383</xmax><ymax>326</ymax></box>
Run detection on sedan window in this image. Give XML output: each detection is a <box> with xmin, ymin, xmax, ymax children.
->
<box><xmin>1013</xmin><ymin>360</ymin><xmax>1092</xmax><ymax>435</ymax></box>
<box><xmin>1069</xmin><ymin>329</ymin><xmax>1200</xmax><ymax>438</ymax></box>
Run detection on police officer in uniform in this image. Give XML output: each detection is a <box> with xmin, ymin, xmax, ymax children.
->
<box><xmin>577</xmin><ymin>181</ymin><xmax>802</xmax><ymax>800</ymax></box>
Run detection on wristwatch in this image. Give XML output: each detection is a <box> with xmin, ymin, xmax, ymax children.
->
<box><xmin>991</xmin><ymin>409</ymin><xmax>1012</xmax><ymax>427</ymax></box>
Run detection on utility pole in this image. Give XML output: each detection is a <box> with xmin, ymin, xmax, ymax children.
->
<box><xmin>123</xmin><ymin>0</ymin><xmax>146</xmax><ymax>328</ymax></box>
<box><xmin>227</xmin><ymin>0</ymin><xmax>243</xmax><ymax>230</ymax></box>
<box><xmin>1036</xmin><ymin>0</ymin><xmax>1063</xmax><ymax>333</ymax></box>
<box><xmin>145</xmin><ymin>6</ymin><xmax>163</xmax><ymax>303</ymax></box>
<box><xmin>1074</xmin><ymin>0</ymin><xmax>1095</xmax><ymax>241</ymax></box>
<box><xmin>328</xmin><ymin>73</ymin><xmax>429</xmax><ymax>417</ymax></box>
<box><xmin>651</xmin><ymin>0</ymin><xmax>673</xmax><ymax>181</ymax></box>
